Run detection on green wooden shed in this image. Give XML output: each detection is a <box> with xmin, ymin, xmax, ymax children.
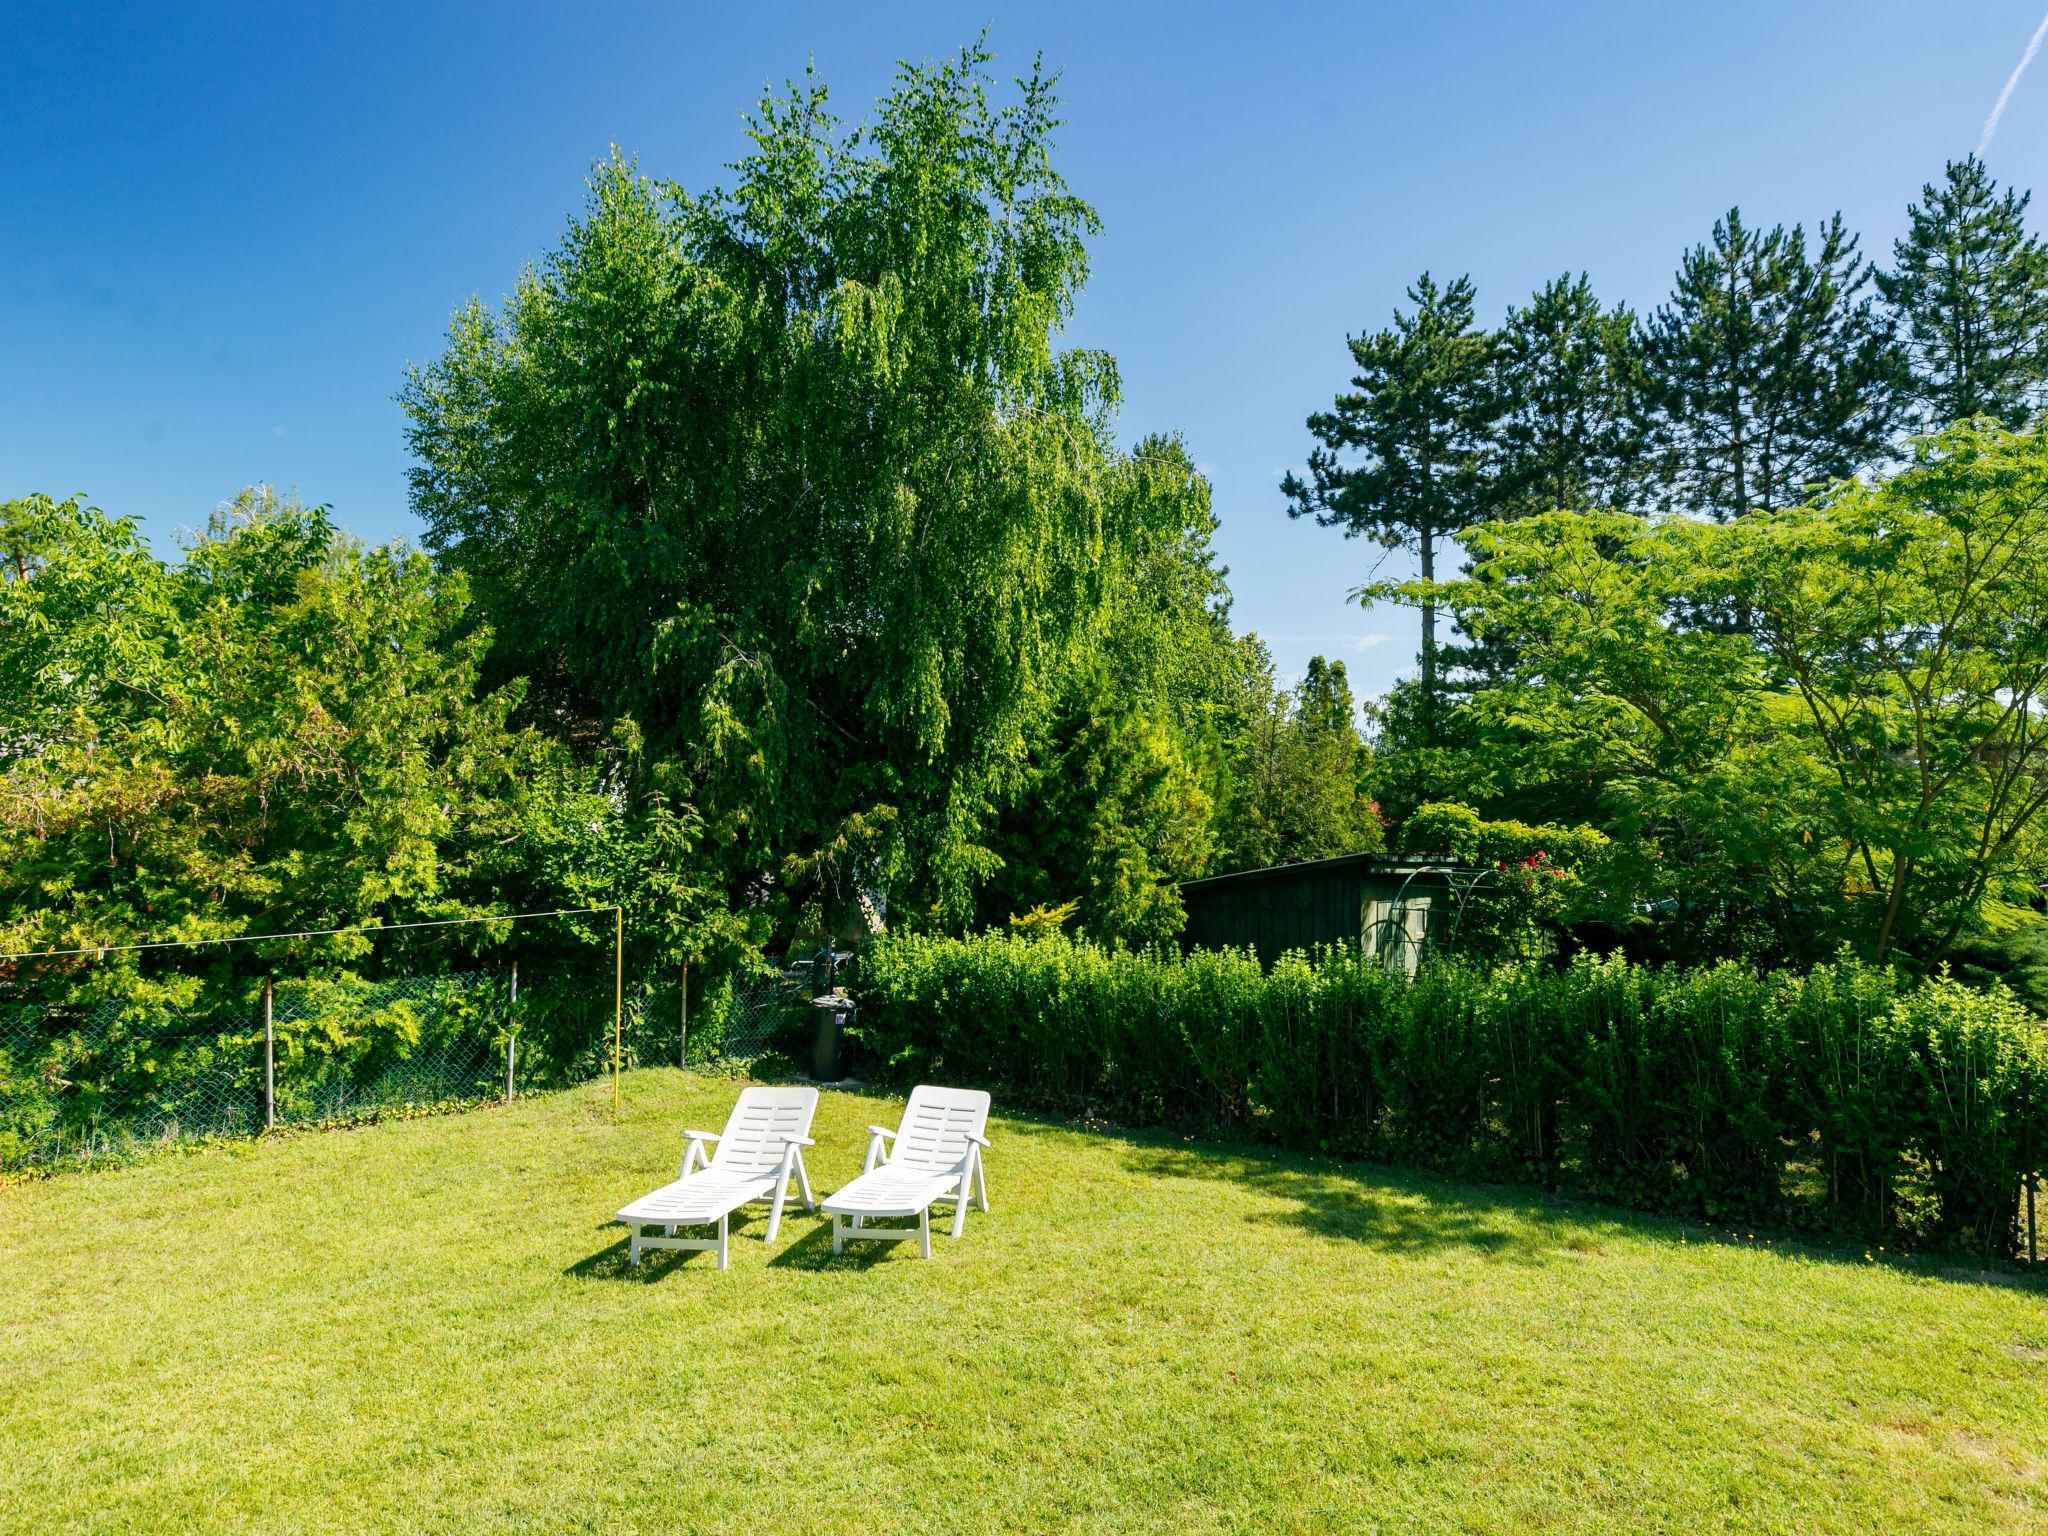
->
<box><xmin>1177</xmin><ymin>853</ymin><xmax>1466</xmax><ymax>972</ymax></box>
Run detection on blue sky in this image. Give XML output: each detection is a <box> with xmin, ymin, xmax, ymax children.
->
<box><xmin>7</xmin><ymin>2</ymin><xmax>2047</xmax><ymax>700</ymax></box>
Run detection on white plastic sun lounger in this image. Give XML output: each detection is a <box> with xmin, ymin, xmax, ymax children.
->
<box><xmin>820</xmin><ymin>1085</ymin><xmax>991</xmax><ymax>1258</ymax></box>
<box><xmin>616</xmin><ymin>1085</ymin><xmax>819</xmax><ymax>1271</ymax></box>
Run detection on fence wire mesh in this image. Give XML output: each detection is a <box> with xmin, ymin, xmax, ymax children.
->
<box><xmin>0</xmin><ymin>918</ymin><xmax>854</xmax><ymax>1174</ymax></box>
<box><xmin>0</xmin><ymin>965</ymin><xmax>591</xmax><ymax>1172</ymax></box>
<box><xmin>706</xmin><ymin>946</ymin><xmax>843</xmax><ymax>1063</ymax></box>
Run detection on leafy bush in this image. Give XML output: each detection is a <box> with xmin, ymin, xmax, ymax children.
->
<box><xmin>853</xmin><ymin>932</ymin><xmax>2048</xmax><ymax>1258</ymax></box>
<box><xmin>1398</xmin><ymin>801</ymin><xmax>1616</xmax><ymax>958</ymax></box>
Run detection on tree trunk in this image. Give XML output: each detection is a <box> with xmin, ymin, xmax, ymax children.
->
<box><xmin>1419</xmin><ymin>526</ymin><xmax>1438</xmax><ymax>742</ymax></box>
<box><xmin>1874</xmin><ymin>853</ymin><xmax>1911</xmax><ymax>963</ymax></box>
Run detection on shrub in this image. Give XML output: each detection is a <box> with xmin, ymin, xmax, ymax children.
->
<box><xmin>851</xmin><ymin>932</ymin><xmax>2048</xmax><ymax>1258</ymax></box>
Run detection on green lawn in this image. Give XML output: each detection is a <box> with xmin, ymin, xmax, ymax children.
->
<box><xmin>3</xmin><ymin>1070</ymin><xmax>2045</xmax><ymax>1534</ymax></box>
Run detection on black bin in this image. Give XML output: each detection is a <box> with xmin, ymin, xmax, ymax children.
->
<box><xmin>808</xmin><ymin>995</ymin><xmax>855</xmax><ymax>1081</ymax></box>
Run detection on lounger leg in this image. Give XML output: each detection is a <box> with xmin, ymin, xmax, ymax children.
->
<box><xmin>832</xmin><ymin>1215</ymin><xmax>843</xmax><ymax>1256</ymax></box>
<box><xmin>794</xmin><ymin>1148</ymin><xmax>816</xmax><ymax>1210</ymax></box>
<box><xmin>975</xmin><ymin>1152</ymin><xmax>989</xmax><ymax>1212</ymax></box>
<box><xmin>629</xmin><ymin>1224</ymin><xmax>642</xmax><ymax>1267</ymax></box>
<box><xmin>716</xmin><ymin>1212</ymin><xmax>730</xmax><ymax>1272</ymax></box>
<box><xmin>951</xmin><ymin>1177</ymin><xmax>969</xmax><ymax>1239</ymax></box>
<box><xmin>919</xmin><ymin>1205</ymin><xmax>931</xmax><ymax>1259</ymax></box>
<box><xmin>766</xmin><ymin>1173</ymin><xmax>790</xmax><ymax>1243</ymax></box>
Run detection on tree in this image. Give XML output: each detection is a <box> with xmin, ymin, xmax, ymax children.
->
<box><xmin>1644</xmin><ymin>209</ymin><xmax>1901</xmax><ymax>524</ymax></box>
<box><xmin>402</xmin><ymin>45</ymin><xmax>1145</xmax><ymax>933</ymax></box>
<box><xmin>0</xmin><ymin>498</ymin><xmax>53</xmax><ymax>584</ymax></box>
<box><xmin>1740</xmin><ymin>421</ymin><xmax>2048</xmax><ymax>961</ymax></box>
<box><xmin>1213</xmin><ymin>651</ymin><xmax>1383</xmax><ymax>874</ymax></box>
<box><xmin>1295</xmin><ymin>655</ymin><xmax>1358</xmax><ymax>738</ymax></box>
<box><xmin>1282</xmin><ymin>273</ymin><xmax>1501</xmax><ymax>735</ymax></box>
<box><xmin>976</xmin><ymin>440</ymin><xmax>1241</xmax><ymax>943</ymax></box>
<box><xmin>1420</xmin><ymin>421</ymin><xmax>2048</xmax><ymax>965</ymax></box>
<box><xmin>0</xmin><ymin>489</ymin><xmax>522</xmax><ymax>950</ymax></box>
<box><xmin>1876</xmin><ymin>155</ymin><xmax>2048</xmax><ymax>431</ymax></box>
<box><xmin>1492</xmin><ymin>273</ymin><xmax>1649</xmax><ymax>517</ymax></box>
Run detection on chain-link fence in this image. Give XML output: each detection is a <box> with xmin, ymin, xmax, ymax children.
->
<box><xmin>0</xmin><ymin>918</ymin><xmax>859</xmax><ymax>1175</ymax></box>
<box><xmin>0</xmin><ymin>964</ymin><xmax>599</xmax><ymax>1173</ymax></box>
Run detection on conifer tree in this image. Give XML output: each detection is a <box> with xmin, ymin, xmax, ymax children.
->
<box><xmin>1876</xmin><ymin>155</ymin><xmax>2048</xmax><ymax>430</ymax></box>
<box><xmin>1492</xmin><ymin>273</ymin><xmax>1649</xmax><ymax>516</ymax></box>
<box><xmin>1282</xmin><ymin>274</ymin><xmax>1500</xmax><ymax>737</ymax></box>
<box><xmin>1644</xmin><ymin>209</ymin><xmax>1901</xmax><ymax>523</ymax></box>
<box><xmin>1295</xmin><ymin>655</ymin><xmax>1359</xmax><ymax>739</ymax></box>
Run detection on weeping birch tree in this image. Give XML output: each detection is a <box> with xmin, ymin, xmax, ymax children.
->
<box><xmin>402</xmin><ymin>43</ymin><xmax>1190</xmax><ymax>930</ymax></box>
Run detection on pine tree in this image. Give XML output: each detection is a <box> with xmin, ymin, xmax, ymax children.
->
<box><xmin>1644</xmin><ymin>208</ymin><xmax>1901</xmax><ymax>523</ymax></box>
<box><xmin>1282</xmin><ymin>273</ymin><xmax>1500</xmax><ymax>737</ymax></box>
<box><xmin>1295</xmin><ymin>655</ymin><xmax>1359</xmax><ymax>738</ymax></box>
<box><xmin>1492</xmin><ymin>273</ymin><xmax>1649</xmax><ymax>516</ymax></box>
<box><xmin>1875</xmin><ymin>155</ymin><xmax>2048</xmax><ymax>430</ymax></box>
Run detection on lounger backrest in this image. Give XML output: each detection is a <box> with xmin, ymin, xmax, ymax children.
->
<box><xmin>889</xmin><ymin>1085</ymin><xmax>991</xmax><ymax>1173</ymax></box>
<box><xmin>711</xmin><ymin>1086</ymin><xmax>819</xmax><ymax>1173</ymax></box>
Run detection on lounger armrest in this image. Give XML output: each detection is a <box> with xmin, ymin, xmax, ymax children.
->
<box><xmin>679</xmin><ymin>1128</ymin><xmax>720</xmax><ymax>1179</ymax></box>
<box><xmin>963</xmin><ymin>1132</ymin><xmax>991</xmax><ymax>1148</ymax></box>
<box><xmin>862</xmin><ymin>1124</ymin><xmax>895</xmax><ymax>1173</ymax></box>
<box><xmin>778</xmin><ymin>1134</ymin><xmax>816</xmax><ymax>1148</ymax></box>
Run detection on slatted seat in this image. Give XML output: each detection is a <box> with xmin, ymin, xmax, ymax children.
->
<box><xmin>820</xmin><ymin>1085</ymin><xmax>991</xmax><ymax>1259</ymax></box>
<box><xmin>616</xmin><ymin>1086</ymin><xmax>818</xmax><ymax>1271</ymax></box>
<box><xmin>617</xmin><ymin>1167</ymin><xmax>784</xmax><ymax>1227</ymax></box>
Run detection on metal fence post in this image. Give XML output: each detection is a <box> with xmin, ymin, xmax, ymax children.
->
<box><xmin>611</xmin><ymin>905</ymin><xmax>622</xmax><ymax>1115</ymax></box>
<box><xmin>679</xmin><ymin>958</ymin><xmax>688</xmax><ymax>1069</ymax></box>
<box><xmin>505</xmin><ymin>958</ymin><xmax>518</xmax><ymax>1104</ymax></box>
<box><xmin>262</xmin><ymin>977</ymin><xmax>275</xmax><ymax>1132</ymax></box>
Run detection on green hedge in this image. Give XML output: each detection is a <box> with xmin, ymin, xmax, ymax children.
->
<box><xmin>852</xmin><ymin>933</ymin><xmax>2048</xmax><ymax>1259</ymax></box>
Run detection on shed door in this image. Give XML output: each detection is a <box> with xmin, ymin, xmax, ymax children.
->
<box><xmin>1363</xmin><ymin>896</ymin><xmax>1431</xmax><ymax>977</ymax></box>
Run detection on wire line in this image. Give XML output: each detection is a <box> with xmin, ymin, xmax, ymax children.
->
<box><xmin>0</xmin><ymin>905</ymin><xmax>622</xmax><ymax>963</ymax></box>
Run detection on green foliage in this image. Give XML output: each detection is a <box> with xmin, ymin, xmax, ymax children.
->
<box><xmin>1006</xmin><ymin>900</ymin><xmax>1079</xmax><ymax>937</ymax></box>
<box><xmin>1211</xmin><ymin>652</ymin><xmax>1383</xmax><ymax>873</ymax></box>
<box><xmin>1414</xmin><ymin>421</ymin><xmax>2048</xmax><ymax>965</ymax></box>
<box><xmin>974</xmin><ymin>435</ymin><xmax>1242</xmax><ymax>943</ymax></box>
<box><xmin>856</xmin><ymin>931</ymin><xmax>2048</xmax><ymax>1258</ymax></box>
<box><xmin>0</xmin><ymin>488</ymin><xmax>513</xmax><ymax>952</ymax></box>
<box><xmin>1399</xmin><ymin>801</ymin><xmax>1607</xmax><ymax>869</ymax></box>
<box><xmin>1491</xmin><ymin>272</ymin><xmax>1650</xmax><ymax>517</ymax></box>
<box><xmin>1396</xmin><ymin>801</ymin><xmax>1613</xmax><ymax>956</ymax></box>
<box><xmin>0</xmin><ymin>486</ymin><xmax>741</xmax><ymax>1162</ymax></box>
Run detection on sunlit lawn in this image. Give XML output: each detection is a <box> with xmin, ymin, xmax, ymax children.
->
<box><xmin>3</xmin><ymin>1068</ymin><xmax>2045</xmax><ymax>1534</ymax></box>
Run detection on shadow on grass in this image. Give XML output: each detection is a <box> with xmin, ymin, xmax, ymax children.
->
<box><xmin>1098</xmin><ymin>1121</ymin><xmax>2047</xmax><ymax>1292</ymax></box>
<box><xmin>1120</xmin><ymin>1137</ymin><xmax>1558</xmax><ymax>1264</ymax></box>
<box><xmin>567</xmin><ymin>1210</ymin><xmax>929</xmax><ymax>1278</ymax></box>
<box><xmin>767</xmin><ymin>1221</ymin><xmax>905</xmax><ymax>1272</ymax></box>
<box><xmin>566</xmin><ymin>1210</ymin><xmax>773</xmax><ymax>1281</ymax></box>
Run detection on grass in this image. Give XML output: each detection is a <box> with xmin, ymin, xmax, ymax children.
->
<box><xmin>3</xmin><ymin>1070</ymin><xmax>2045</xmax><ymax>1535</ymax></box>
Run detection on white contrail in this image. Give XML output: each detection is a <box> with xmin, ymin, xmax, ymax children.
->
<box><xmin>1979</xmin><ymin>9</ymin><xmax>2048</xmax><ymax>154</ymax></box>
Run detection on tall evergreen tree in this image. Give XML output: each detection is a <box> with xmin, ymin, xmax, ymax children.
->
<box><xmin>1875</xmin><ymin>155</ymin><xmax>2048</xmax><ymax>430</ymax></box>
<box><xmin>1295</xmin><ymin>654</ymin><xmax>1360</xmax><ymax>739</ymax></box>
<box><xmin>1282</xmin><ymin>273</ymin><xmax>1500</xmax><ymax>736</ymax></box>
<box><xmin>1644</xmin><ymin>209</ymin><xmax>1901</xmax><ymax>523</ymax></box>
<box><xmin>1213</xmin><ymin>653</ymin><xmax>1382</xmax><ymax>872</ymax></box>
<box><xmin>1492</xmin><ymin>273</ymin><xmax>1649</xmax><ymax>516</ymax></box>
